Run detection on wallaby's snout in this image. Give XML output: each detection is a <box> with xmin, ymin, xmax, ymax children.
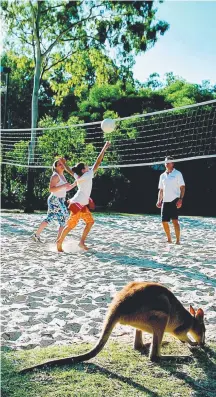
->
<box><xmin>199</xmin><ymin>331</ymin><xmax>205</xmax><ymax>347</ymax></box>
<box><xmin>196</xmin><ymin>335</ymin><xmax>205</xmax><ymax>347</ymax></box>
<box><xmin>189</xmin><ymin>306</ymin><xmax>205</xmax><ymax>346</ymax></box>
<box><xmin>200</xmin><ymin>329</ymin><xmax>205</xmax><ymax>346</ymax></box>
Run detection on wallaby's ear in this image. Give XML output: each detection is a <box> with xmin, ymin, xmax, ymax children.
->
<box><xmin>189</xmin><ymin>305</ymin><xmax>196</xmax><ymax>316</ymax></box>
<box><xmin>196</xmin><ymin>308</ymin><xmax>204</xmax><ymax>321</ymax></box>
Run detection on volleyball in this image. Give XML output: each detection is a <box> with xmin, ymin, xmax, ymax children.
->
<box><xmin>101</xmin><ymin>118</ymin><xmax>116</xmax><ymax>133</ymax></box>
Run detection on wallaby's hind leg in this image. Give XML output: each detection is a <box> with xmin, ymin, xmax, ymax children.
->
<box><xmin>134</xmin><ymin>329</ymin><xmax>151</xmax><ymax>354</ymax></box>
<box><xmin>149</xmin><ymin>318</ymin><xmax>168</xmax><ymax>361</ymax></box>
<box><xmin>134</xmin><ymin>329</ymin><xmax>144</xmax><ymax>350</ymax></box>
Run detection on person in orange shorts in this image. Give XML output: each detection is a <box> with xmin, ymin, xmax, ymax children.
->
<box><xmin>57</xmin><ymin>141</ymin><xmax>111</xmax><ymax>252</ymax></box>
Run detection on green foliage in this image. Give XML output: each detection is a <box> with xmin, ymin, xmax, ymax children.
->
<box><xmin>7</xmin><ymin>140</ymin><xmax>29</xmax><ymax>171</ymax></box>
<box><xmin>1</xmin><ymin>164</ymin><xmax>27</xmax><ymax>205</ymax></box>
<box><xmin>79</xmin><ymin>83</ymin><xmax>123</xmax><ymax>121</ymax></box>
<box><xmin>2</xmin><ymin>41</ymin><xmax>216</xmax><ymax>211</ymax></box>
<box><xmin>163</xmin><ymin>80</ymin><xmax>199</xmax><ymax>107</ymax></box>
<box><xmin>2</xmin><ymin>0</ymin><xmax>169</xmax><ymax>128</ymax></box>
<box><xmin>0</xmin><ymin>51</ymin><xmax>56</xmax><ymax>128</ymax></box>
<box><xmin>49</xmin><ymin>49</ymin><xmax>121</xmax><ymax>105</ymax></box>
<box><xmin>37</xmin><ymin>115</ymin><xmax>97</xmax><ymax>167</ymax></box>
<box><xmin>144</xmin><ymin>72</ymin><xmax>163</xmax><ymax>90</ymax></box>
<box><xmin>1</xmin><ymin>52</ymin><xmax>34</xmax><ymax>127</ymax></box>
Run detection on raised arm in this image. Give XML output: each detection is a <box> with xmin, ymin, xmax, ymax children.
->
<box><xmin>93</xmin><ymin>141</ymin><xmax>111</xmax><ymax>173</ymax></box>
<box><xmin>59</xmin><ymin>158</ymin><xmax>75</xmax><ymax>178</ymax></box>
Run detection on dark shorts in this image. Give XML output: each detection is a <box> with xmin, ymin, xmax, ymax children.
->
<box><xmin>161</xmin><ymin>198</ymin><xmax>179</xmax><ymax>222</ymax></box>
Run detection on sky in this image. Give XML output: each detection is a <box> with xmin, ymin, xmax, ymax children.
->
<box><xmin>133</xmin><ymin>0</ymin><xmax>216</xmax><ymax>85</ymax></box>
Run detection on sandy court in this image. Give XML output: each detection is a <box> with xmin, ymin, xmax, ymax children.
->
<box><xmin>1</xmin><ymin>212</ymin><xmax>216</xmax><ymax>350</ymax></box>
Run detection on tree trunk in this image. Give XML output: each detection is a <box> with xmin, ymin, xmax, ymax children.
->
<box><xmin>25</xmin><ymin>40</ymin><xmax>42</xmax><ymax>212</ymax></box>
<box><xmin>28</xmin><ymin>52</ymin><xmax>41</xmax><ymax>165</ymax></box>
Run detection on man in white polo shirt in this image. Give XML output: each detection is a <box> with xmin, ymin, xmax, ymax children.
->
<box><xmin>156</xmin><ymin>156</ymin><xmax>185</xmax><ymax>244</ymax></box>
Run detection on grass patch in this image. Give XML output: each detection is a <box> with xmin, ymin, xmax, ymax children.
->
<box><xmin>1</xmin><ymin>340</ymin><xmax>216</xmax><ymax>397</ymax></box>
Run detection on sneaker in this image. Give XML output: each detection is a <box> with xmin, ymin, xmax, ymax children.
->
<box><xmin>30</xmin><ymin>233</ymin><xmax>42</xmax><ymax>243</ymax></box>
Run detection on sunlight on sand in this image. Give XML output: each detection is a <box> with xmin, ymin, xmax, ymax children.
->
<box><xmin>48</xmin><ymin>239</ymin><xmax>83</xmax><ymax>254</ymax></box>
<box><xmin>1</xmin><ymin>212</ymin><xmax>216</xmax><ymax>350</ymax></box>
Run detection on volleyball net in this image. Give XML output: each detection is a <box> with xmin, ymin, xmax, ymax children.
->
<box><xmin>1</xmin><ymin>99</ymin><xmax>216</xmax><ymax>169</ymax></box>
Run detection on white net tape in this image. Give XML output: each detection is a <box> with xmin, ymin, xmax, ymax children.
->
<box><xmin>1</xmin><ymin>99</ymin><xmax>216</xmax><ymax>169</ymax></box>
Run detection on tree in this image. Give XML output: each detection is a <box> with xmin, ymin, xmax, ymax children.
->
<box><xmin>162</xmin><ymin>75</ymin><xmax>214</xmax><ymax>107</ymax></box>
<box><xmin>2</xmin><ymin>0</ymin><xmax>169</xmax><ymax>156</ymax></box>
<box><xmin>2</xmin><ymin>64</ymin><xmax>215</xmax><ymax>214</ymax></box>
<box><xmin>2</xmin><ymin>0</ymin><xmax>168</xmax><ymax>211</ymax></box>
<box><xmin>143</xmin><ymin>72</ymin><xmax>163</xmax><ymax>90</ymax></box>
<box><xmin>48</xmin><ymin>48</ymin><xmax>121</xmax><ymax>105</ymax></box>
<box><xmin>0</xmin><ymin>51</ymin><xmax>56</xmax><ymax>128</ymax></box>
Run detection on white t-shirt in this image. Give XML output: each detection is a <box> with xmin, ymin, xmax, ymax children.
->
<box><xmin>70</xmin><ymin>169</ymin><xmax>94</xmax><ymax>205</ymax></box>
<box><xmin>51</xmin><ymin>172</ymin><xmax>67</xmax><ymax>198</ymax></box>
<box><xmin>158</xmin><ymin>169</ymin><xmax>185</xmax><ymax>202</ymax></box>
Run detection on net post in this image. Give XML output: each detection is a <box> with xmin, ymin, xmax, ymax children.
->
<box><xmin>1</xmin><ymin>66</ymin><xmax>11</xmax><ymax>189</ymax></box>
<box><xmin>25</xmin><ymin>128</ymin><xmax>36</xmax><ymax>213</ymax></box>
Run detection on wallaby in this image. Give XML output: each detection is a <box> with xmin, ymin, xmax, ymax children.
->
<box><xmin>21</xmin><ymin>282</ymin><xmax>205</xmax><ymax>373</ymax></box>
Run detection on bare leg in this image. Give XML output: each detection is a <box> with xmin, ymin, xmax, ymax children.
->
<box><xmin>57</xmin><ymin>226</ymin><xmax>72</xmax><ymax>252</ymax></box>
<box><xmin>56</xmin><ymin>226</ymin><xmax>64</xmax><ymax>241</ymax></box>
<box><xmin>134</xmin><ymin>329</ymin><xmax>144</xmax><ymax>350</ymax></box>
<box><xmin>35</xmin><ymin>221</ymin><xmax>48</xmax><ymax>236</ymax></box>
<box><xmin>172</xmin><ymin>219</ymin><xmax>180</xmax><ymax>244</ymax></box>
<box><xmin>162</xmin><ymin>221</ymin><xmax>172</xmax><ymax>243</ymax></box>
<box><xmin>79</xmin><ymin>222</ymin><xmax>94</xmax><ymax>250</ymax></box>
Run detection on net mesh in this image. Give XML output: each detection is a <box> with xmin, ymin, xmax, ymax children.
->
<box><xmin>1</xmin><ymin>100</ymin><xmax>216</xmax><ymax>169</ymax></box>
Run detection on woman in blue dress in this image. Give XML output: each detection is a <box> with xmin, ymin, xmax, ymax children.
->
<box><xmin>31</xmin><ymin>159</ymin><xmax>74</xmax><ymax>242</ymax></box>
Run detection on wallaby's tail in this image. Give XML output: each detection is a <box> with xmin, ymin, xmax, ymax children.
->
<box><xmin>20</xmin><ymin>313</ymin><xmax>117</xmax><ymax>373</ymax></box>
